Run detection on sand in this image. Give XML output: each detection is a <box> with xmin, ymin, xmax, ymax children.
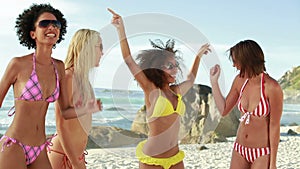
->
<box><xmin>85</xmin><ymin>126</ymin><xmax>300</xmax><ymax>169</ymax></box>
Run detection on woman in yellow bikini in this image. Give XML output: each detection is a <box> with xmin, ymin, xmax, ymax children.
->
<box><xmin>108</xmin><ymin>8</ymin><xmax>211</xmax><ymax>169</ymax></box>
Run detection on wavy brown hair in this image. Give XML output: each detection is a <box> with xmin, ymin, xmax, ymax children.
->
<box><xmin>229</xmin><ymin>39</ymin><xmax>266</xmax><ymax>78</ymax></box>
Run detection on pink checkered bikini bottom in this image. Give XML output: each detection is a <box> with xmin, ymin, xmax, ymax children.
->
<box><xmin>0</xmin><ymin>135</ymin><xmax>54</xmax><ymax>165</ymax></box>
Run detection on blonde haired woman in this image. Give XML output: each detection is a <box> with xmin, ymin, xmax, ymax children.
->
<box><xmin>48</xmin><ymin>29</ymin><xmax>103</xmax><ymax>169</ymax></box>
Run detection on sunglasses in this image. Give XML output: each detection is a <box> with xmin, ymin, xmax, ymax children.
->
<box><xmin>161</xmin><ymin>62</ymin><xmax>179</xmax><ymax>70</ymax></box>
<box><xmin>38</xmin><ymin>20</ymin><xmax>62</xmax><ymax>29</ymax></box>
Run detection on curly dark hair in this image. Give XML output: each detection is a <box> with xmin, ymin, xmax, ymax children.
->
<box><xmin>136</xmin><ymin>39</ymin><xmax>183</xmax><ymax>88</ymax></box>
<box><xmin>15</xmin><ymin>3</ymin><xmax>67</xmax><ymax>49</ymax></box>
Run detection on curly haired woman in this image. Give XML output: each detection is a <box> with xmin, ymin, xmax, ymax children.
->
<box><xmin>109</xmin><ymin>8</ymin><xmax>211</xmax><ymax>169</ymax></box>
<box><xmin>0</xmin><ymin>3</ymin><xmax>99</xmax><ymax>169</ymax></box>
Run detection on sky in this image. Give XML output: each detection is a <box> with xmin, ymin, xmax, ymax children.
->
<box><xmin>0</xmin><ymin>0</ymin><xmax>299</xmax><ymax>93</ymax></box>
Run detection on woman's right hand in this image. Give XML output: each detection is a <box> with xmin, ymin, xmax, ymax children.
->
<box><xmin>97</xmin><ymin>98</ymin><xmax>103</xmax><ymax>112</ymax></box>
<box><xmin>75</xmin><ymin>99</ymin><xmax>100</xmax><ymax>115</ymax></box>
<box><xmin>210</xmin><ymin>64</ymin><xmax>221</xmax><ymax>84</ymax></box>
<box><xmin>108</xmin><ymin>8</ymin><xmax>124</xmax><ymax>30</ymax></box>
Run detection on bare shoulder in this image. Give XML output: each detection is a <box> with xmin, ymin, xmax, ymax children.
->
<box><xmin>232</xmin><ymin>74</ymin><xmax>246</xmax><ymax>90</ymax></box>
<box><xmin>264</xmin><ymin>73</ymin><xmax>283</xmax><ymax>96</ymax></box>
<box><xmin>52</xmin><ymin>58</ymin><xmax>64</xmax><ymax>69</ymax></box>
<box><xmin>64</xmin><ymin>68</ymin><xmax>74</xmax><ymax>80</ymax></box>
<box><xmin>265</xmin><ymin>74</ymin><xmax>281</xmax><ymax>89</ymax></box>
<box><xmin>170</xmin><ymin>85</ymin><xmax>180</xmax><ymax>93</ymax></box>
<box><xmin>52</xmin><ymin>58</ymin><xmax>65</xmax><ymax>80</ymax></box>
<box><xmin>8</xmin><ymin>54</ymin><xmax>33</xmax><ymax>70</ymax></box>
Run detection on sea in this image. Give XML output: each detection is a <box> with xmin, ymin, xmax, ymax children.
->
<box><xmin>0</xmin><ymin>88</ymin><xmax>299</xmax><ymax>135</ymax></box>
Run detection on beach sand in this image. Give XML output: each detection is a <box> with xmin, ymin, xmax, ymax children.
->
<box><xmin>85</xmin><ymin>126</ymin><xmax>300</xmax><ymax>169</ymax></box>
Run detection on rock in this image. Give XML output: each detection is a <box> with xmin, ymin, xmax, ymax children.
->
<box><xmin>297</xmin><ymin>126</ymin><xmax>300</xmax><ymax>133</ymax></box>
<box><xmin>198</xmin><ymin>131</ymin><xmax>227</xmax><ymax>144</ymax></box>
<box><xmin>88</xmin><ymin>126</ymin><xmax>147</xmax><ymax>148</ymax></box>
<box><xmin>198</xmin><ymin>145</ymin><xmax>208</xmax><ymax>150</ymax></box>
<box><xmin>287</xmin><ymin>129</ymin><xmax>298</xmax><ymax>135</ymax></box>
<box><xmin>130</xmin><ymin>105</ymin><xmax>148</xmax><ymax>134</ymax></box>
<box><xmin>288</xmin><ymin>122</ymin><xmax>299</xmax><ymax>126</ymax></box>
<box><xmin>214</xmin><ymin>106</ymin><xmax>240</xmax><ymax>137</ymax></box>
<box><xmin>278</xmin><ymin>66</ymin><xmax>300</xmax><ymax>104</ymax></box>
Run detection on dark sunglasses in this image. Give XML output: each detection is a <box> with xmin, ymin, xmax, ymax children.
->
<box><xmin>161</xmin><ymin>62</ymin><xmax>179</xmax><ymax>70</ymax></box>
<box><xmin>38</xmin><ymin>20</ymin><xmax>62</xmax><ymax>29</ymax></box>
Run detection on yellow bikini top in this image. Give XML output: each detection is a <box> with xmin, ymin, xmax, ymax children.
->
<box><xmin>150</xmin><ymin>89</ymin><xmax>186</xmax><ymax>118</ymax></box>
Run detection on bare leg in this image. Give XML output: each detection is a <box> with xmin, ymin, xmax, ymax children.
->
<box><xmin>70</xmin><ymin>158</ymin><xmax>87</xmax><ymax>169</ymax></box>
<box><xmin>170</xmin><ymin>161</ymin><xmax>184</xmax><ymax>169</ymax></box>
<box><xmin>29</xmin><ymin>149</ymin><xmax>52</xmax><ymax>169</ymax></box>
<box><xmin>250</xmin><ymin>154</ymin><xmax>269</xmax><ymax>169</ymax></box>
<box><xmin>0</xmin><ymin>141</ymin><xmax>27</xmax><ymax>169</ymax></box>
<box><xmin>48</xmin><ymin>150</ymin><xmax>66</xmax><ymax>169</ymax></box>
<box><xmin>230</xmin><ymin>149</ymin><xmax>250</xmax><ymax>169</ymax></box>
<box><xmin>139</xmin><ymin>160</ymin><xmax>184</xmax><ymax>169</ymax></box>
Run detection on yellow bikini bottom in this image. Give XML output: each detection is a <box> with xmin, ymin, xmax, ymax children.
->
<box><xmin>136</xmin><ymin>140</ymin><xmax>185</xmax><ymax>169</ymax></box>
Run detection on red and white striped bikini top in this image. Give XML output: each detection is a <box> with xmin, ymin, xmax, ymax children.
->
<box><xmin>237</xmin><ymin>73</ymin><xmax>270</xmax><ymax>124</ymax></box>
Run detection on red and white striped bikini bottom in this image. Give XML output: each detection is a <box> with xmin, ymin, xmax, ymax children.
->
<box><xmin>233</xmin><ymin>142</ymin><xmax>270</xmax><ymax>163</ymax></box>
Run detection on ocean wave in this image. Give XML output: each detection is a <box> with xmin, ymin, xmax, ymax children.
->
<box><xmin>282</xmin><ymin>111</ymin><xmax>300</xmax><ymax>115</ymax></box>
<box><xmin>92</xmin><ymin>117</ymin><xmax>132</xmax><ymax>130</ymax></box>
<box><xmin>105</xmin><ymin>107</ymin><xmax>126</xmax><ymax>111</ymax></box>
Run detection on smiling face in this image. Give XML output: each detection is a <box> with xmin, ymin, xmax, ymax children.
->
<box><xmin>30</xmin><ymin>12</ymin><xmax>60</xmax><ymax>47</ymax></box>
<box><xmin>161</xmin><ymin>56</ymin><xmax>178</xmax><ymax>84</ymax></box>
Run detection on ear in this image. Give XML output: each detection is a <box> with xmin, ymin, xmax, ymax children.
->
<box><xmin>30</xmin><ymin>31</ymin><xmax>36</xmax><ymax>39</ymax></box>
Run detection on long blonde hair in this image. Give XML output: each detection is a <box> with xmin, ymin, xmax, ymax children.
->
<box><xmin>64</xmin><ymin>29</ymin><xmax>100</xmax><ymax>105</ymax></box>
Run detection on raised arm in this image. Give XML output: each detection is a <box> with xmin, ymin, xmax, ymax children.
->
<box><xmin>178</xmin><ymin>43</ymin><xmax>210</xmax><ymax>95</ymax></box>
<box><xmin>210</xmin><ymin>64</ymin><xmax>239</xmax><ymax>116</ymax></box>
<box><xmin>108</xmin><ymin>8</ymin><xmax>154</xmax><ymax>92</ymax></box>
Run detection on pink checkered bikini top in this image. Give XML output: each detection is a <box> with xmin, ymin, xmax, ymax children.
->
<box><xmin>15</xmin><ymin>53</ymin><xmax>60</xmax><ymax>102</ymax></box>
<box><xmin>237</xmin><ymin>73</ymin><xmax>270</xmax><ymax>124</ymax></box>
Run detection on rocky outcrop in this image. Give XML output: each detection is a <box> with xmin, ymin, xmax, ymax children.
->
<box><xmin>87</xmin><ymin>126</ymin><xmax>147</xmax><ymax>148</ymax></box>
<box><xmin>278</xmin><ymin>66</ymin><xmax>300</xmax><ymax>104</ymax></box>
<box><xmin>282</xmin><ymin>91</ymin><xmax>300</xmax><ymax>104</ymax></box>
<box><xmin>131</xmin><ymin>84</ymin><xmax>240</xmax><ymax>144</ymax></box>
<box><xmin>297</xmin><ymin>126</ymin><xmax>300</xmax><ymax>133</ymax></box>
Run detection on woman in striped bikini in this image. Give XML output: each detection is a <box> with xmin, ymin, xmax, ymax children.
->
<box><xmin>210</xmin><ymin>40</ymin><xmax>283</xmax><ymax>169</ymax></box>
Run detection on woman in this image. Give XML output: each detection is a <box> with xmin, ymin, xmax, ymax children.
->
<box><xmin>0</xmin><ymin>4</ymin><xmax>99</xmax><ymax>169</ymax></box>
<box><xmin>108</xmin><ymin>8</ymin><xmax>211</xmax><ymax>169</ymax></box>
<box><xmin>48</xmin><ymin>29</ymin><xmax>103</xmax><ymax>169</ymax></box>
<box><xmin>0</xmin><ymin>3</ymin><xmax>68</xmax><ymax>169</ymax></box>
<box><xmin>210</xmin><ymin>40</ymin><xmax>283</xmax><ymax>169</ymax></box>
